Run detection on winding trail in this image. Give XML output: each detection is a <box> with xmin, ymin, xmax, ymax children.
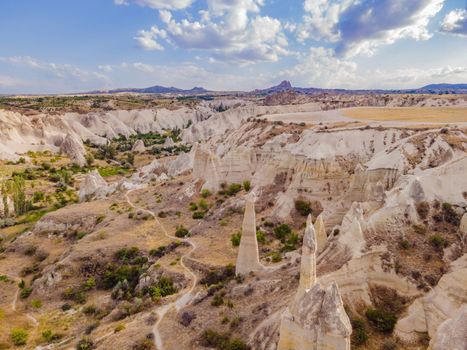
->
<box><xmin>125</xmin><ymin>188</ymin><xmax>198</xmax><ymax>350</ymax></box>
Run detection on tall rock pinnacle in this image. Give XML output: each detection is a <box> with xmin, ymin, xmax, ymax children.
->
<box><xmin>235</xmin><ymin>191</ymin><xmax>262</xmax><ymax>275</ymax></box>
<box><xmin>297</xmin><ymin>214</ymin><xmax>317</xmax><ymax>298</ymax></box>
<box><xmin>314</xmin><ymin>213</ymin><xmax>327</xmax><ymax>254</ymax></box>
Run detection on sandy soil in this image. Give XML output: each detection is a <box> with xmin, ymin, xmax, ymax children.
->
<box><xmin>342</xmin><ymin>106</ymin><xmax>467</xmax><ymax>123</ymax></box>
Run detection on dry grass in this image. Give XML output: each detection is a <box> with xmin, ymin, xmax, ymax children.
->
<box><xmin>343</xmin><ymin>107</ymin><xmax>467</xmax><ymax>123</ymax></box>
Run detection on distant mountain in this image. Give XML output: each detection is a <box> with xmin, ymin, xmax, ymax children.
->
<box><xmin>252</xmin><ymin>82</ymin><xmax>467</xmax><ymax>95</ymax></box>
<box><xmin>86</xmin><ymin>85</ymin><xmax>209</xmax><ymax>95</ymax></box>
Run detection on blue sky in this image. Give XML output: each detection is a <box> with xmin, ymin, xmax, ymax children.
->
<box><xmin>0</xmin><ymin>0</ymin><xmax>466</xmax><ymax>93</ymax></box>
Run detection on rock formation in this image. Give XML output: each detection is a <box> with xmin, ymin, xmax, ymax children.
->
<box><xmin>429</xmin><ymin>305</ymin><xmax>467</xmax><ymax>350</ymax></box>
<box><xmin>314</xmin><ymin>213</ymin><xmax>327</xmax><ymax>254</ymax></box>
<box><xmin>395</xmin><ymin>254</ymin><xmax>467</xmax><ymax>343</ymax></box>
<box><xmin>235</xmin><ymin>192</ymin><xmax>262</xmax><ymax>275</ymax></box>
<box><xmin>460</xmin><ymin>213</ymin><xmax>467</xmax><ymax>235</ymax></box>
<box><xmin>78</xmin><ymin>170</ymin><xmax>114</xmax><ymax>202</ymax></box>
<box><xmin>61</xmin><ymin>133</ymin><xmax>86</xmax><ymax>166</ymax></box>
<box><xmin>278</xmin><ymin>215</ymin><xmax>352</xmax><ymax>350</ymax></box>
<box><xmin>163</xmin><ymin>137</ymin><xmax>175</xmax><ymax>147</ymax></box>
<box><xmin>131</xmin><ymin>139</ymin><xmax>146</xmax><ymax>153</ymax></box>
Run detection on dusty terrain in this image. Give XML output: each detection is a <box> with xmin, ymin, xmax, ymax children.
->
<box><xmin>0</xmin><ymin>93</ymin><xmax>466</xmax><ymax>350</ymax></box>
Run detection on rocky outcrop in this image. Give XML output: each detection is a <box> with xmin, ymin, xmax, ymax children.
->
<box><xmin>314</xmin><ymin>214</ymin><xmax>327</xmax><ymax>254</ymax></box>
<box><xmin>78</xmin><ymin>170</ymin><xmax>114</xmax><ymax>202</ymax></box>
<box><xmin>430</xmin><ymin>305</ymin><xmax>467</xmax><ymax>350</ymax></box>
<box><xmin>61</xmin><ymin>133</ymin><xmax>86</xmax><ymax>166</ymax></box>
<box><xmin>460</xmin><ymin>213</ymin><xmax>467</xmax><ymax>235</ymax></box>
<box><xmin>235</xmin><ymin>192</ymin><xmax>263</xmax><ymax>275</ymax></box>
<box><xmin>395</xmin><ymin>254</ymin><xmax>467</xmax><ymax>343</ymax></box>
<box><xmin>278</xmin><ymin>215</ymin><xmax>352</xmax><ymax>350</ymax></box>
<box><xmin>163</xmin><ymin>137</ymin><xmax>175</xmax><ymax>148</ymax></box>
<box><xmin>131</xmin><ymin>139</ymin><xmax>146</xmax><ymax>153</ymax></box>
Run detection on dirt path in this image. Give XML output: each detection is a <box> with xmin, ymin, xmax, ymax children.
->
<box><xmin>125</xmin><ymin>188</ymin><xmax>198</xmax><ymax>350</ymax></box>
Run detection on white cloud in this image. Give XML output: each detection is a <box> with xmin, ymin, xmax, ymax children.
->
<box><xmin>134</xmin><ymin>0</ymin><xmax>289</xmax><ymax>64</ymax></box>
<box><xmin>280</xmin><ymin>47</ymin><xmax>357</xmax><ymax>88</ymax></box>
<box><xmin>0</xmin><ymin>75</ymin><xmax>23</xmax><ymax>88</ymax></box>
<box><xmin>114</xmin><ymin>0</ymin><xmax>194</xmax><ymax>10</ymax></box>
<box><xmin>440</xmin><ymin>8</ymin><xmax>467</xmax><ymax>37</ymax></box>
<box><xmin>297</xmin><ymin>0</ymin><xmax>445</xmax><ymax>57</ymax></box>
<box><xmin>134</xmin><ymin>26</ymin><xmax>166</xmax><ymax>50</ymax></box>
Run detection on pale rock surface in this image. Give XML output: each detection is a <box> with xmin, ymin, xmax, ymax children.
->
<box><xmin>395</xmin><ymin>254</ymin><xmax>467</xmax><ymax>343</ymax></box>
<box><xmin>430</xmin><ymin>305</ymin><xmax>467</xmax><ymax>350</ymax></box>
<box><xmin>314</xmin><ymin>213</ymin><xmax>327</xmax><ymax>254</ymax></box>
<box><xmin>297</xmin><ymin>215</ymin><xmax>317</xmax><ymax>299</ymax></box>
<box><xmin>79</xmin><ymin>170</ymin><xmax>114</xmax><ymax>202</ymax></box>
<box><xmin>460</xmin><ymin>213</ymin><xmax>467</xmax><ymax>235</ymax></box>
<box><xmin>163</xmin><ymin>137</ymin><xmax>175</xmax><ymax>147</ymax></box>
<box><xmin>235</xmin><ymin>191</ymin><xmax>263</xmax><ymax>275</ymax></box>
<box><xmin>131</xmin><ymin>139</ymin><xmax>146</xmax><ymax>153</ymax></box>
<box><xmin>61</xmin><ymin>133</ymin><xmax>87</xmax><ymax>166</ymax></box>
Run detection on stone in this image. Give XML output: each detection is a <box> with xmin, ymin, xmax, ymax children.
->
<box><xmin>297</xmin><ymin>215</ymin><xmax>317</xmax><ymax>299</ymax></box>
<box><xmin>163</xmin><ymin>137</ymin><xmax>175</xmax><ymax>147</ymax></box>
<box><xmin>235</xmin><ymin>191</ymin><xmax>263</xmax><ymax>275</ymax></box>
<box><xmin>430</xmin><ymin>305</ymin><xmax>467</xmax><ymax>350</ymax></box>
<box><xmin>61</xmin><ymin>133</ymin><xmax>86</xmax><ymax>166</ymax></box>
<box><xmin>131</xmin><ymin>139</ymin><xmax>146</xmax><ymax>153</ymax></box>
<box><xmin>314</xmin><ymin>213</ymin><xmax>327</xmax><ymax>254</ymax></box>
<box><xmin>460</xmin><ymin>213</ymin><xmax>467</xmax><ymax>235</ymax></box>
<box><xmin>78</xmin><ymin>170</ymin><xmax>114</xmax><ymax>202</ymax></box>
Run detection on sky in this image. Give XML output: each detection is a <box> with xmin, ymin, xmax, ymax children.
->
<box><xmin>0</xmin><ymin>0</ymin><xmax>466</xmax><ymax>94</ymax></box>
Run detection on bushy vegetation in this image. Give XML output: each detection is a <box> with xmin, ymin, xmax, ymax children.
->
<box><xmin>200</xmin><ymin>265</ymin><xmax>235</xmax><ymax>286</ymax></box>
<box><xmin>429</xmin><ymin>234</ymin><xmax>446</xmax><ymax>250</ymax></box>
<box><xmin>231</xmin><ymin>232</ymin><xmax>241</xmax><ymax>247</ymax></box>
<box><xmin>144</xmin><ymin>276</ymin><xmax>177</xmax><ymax>301</ymax></box>
<box><xmin>200</xmin><ymin>329</ymin><xmax>250</xmax><ymax>350</ymax></box>
<box><xmin>294</xmin><ymin>199</ymin><xmax>312</xmax><ymax>216</ymax></box>
<box><xmin>242</xmin><ymin>180</ymin><xmax>251</xmax><ymax>192</ymax></box>
<box><xmin>175</xmin><ymin>225</ymin><xmax>189</xmax><ymax>238</ymax></box>
<box><xmin>441</xmin><ymin>202</ymin><xmax>460</xmax><ymax>225</ymax></box>
<box><xmin>76</xmin><ymin>337</ymin><xmax>94</xmax><ymax>350</ymax></box>
<box><xmin>11</xmin><ymin>328</ymin><xmax>28</xmax><ymax>346</ymax></box>
<box><xmin>365</xmin><ymin>308</ymin><xmax>397</xmax><ymax>333</ymax></box>
<box><xmin>350</xmin><ymin>318</ymin><xmax>368</xmax><ymax>347</ymax></box>
<box><xmin>415</xmin><ymin>201</ymin><xmax>430</xmax><ymax>219</ymax></box>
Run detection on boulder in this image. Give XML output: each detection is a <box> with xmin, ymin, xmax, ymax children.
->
<box><xmin>61</xmin><ymin>133</ymin><xmax>86</xmax><ymax>166</ymax></box>
<box><xmin>131</xmin><ymin>139</ymin><xmax>146</xmax><ymax>153</ymax></box>
<box><xmin>78</xmin><ymin>170</ymin><xmax>114</xmax><ymax>202</ymax></box>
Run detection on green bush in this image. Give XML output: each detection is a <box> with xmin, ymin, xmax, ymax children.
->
<box><xmin>351</xmin><ymin>318</ymin><xmax>368</xmax><ymax>347</ymax></box>
<box><xmin>270</xmin><ymin>252</ymin><xmax>282</xmax><ymax>263</ymax></box>
<box><xmin>242</xmin><ymin>180</ymin><xmax>251</xmax><ymax>192</ymax></box>
<box><xmin>189</xmin><ymin>202</ymin><xmax>198</xmax><ymax>211</ymax></box>
<box><xmin>76</xmin><ymin>337</ymin><xmax>94</xmax><ymax>350</ymax></box>
<box><xmin>31</xmin><ymin>299</ymin><xmax>42</xmax><ymax>309</ymax></box>
<box><xmin>11</xmin><ymin>328</ymin><xmax>28</xmax><ymax>346</ymax></box>
<box><xmin>198</xmin><ymin>199</ymin><xmax>209</xmax><ymax>211</ymax></box>
<box><xmin>20</xmin><ymin>287</ymin><xmax>33</xmax><ymax>299</ymax></box>
<box><xmin>81</xmin><ymin>278</ymin><xmax>96</xmax><ymax>291</ymax></box>
<box><xmin>429</xmin><ymin>234</ymin><xmax>446</xmax><ymax>249</ymax></box>
<box><xmin>42</xmin><ymin>329</ymin><xmax>62</xmax><ymax>343</ymax></box>
<box><xmin>147</xmin><ymin>276</ymin><xmax>177</xmax><ymax>301</ymax></box>
<box><xmin>256</xmin><ymin>230</ymin><xmax>266</xmax><ymax>244</ymax></box>
<box><xmin>175</xmin><ymin>225</ymin><xmax>189</xmax><ymax>238</ymax></box>
<box><xmin>294</xmin><ymin>199</ymin><xmax>312</xmax><ymax>216</ymax></box>
<box><xmin>365</xmin><ymin>308</ymin><xmax>397</xmax><ymax>333</ymax></box>
<box><xmin>192</xmin><ymin>211</ymin><xmax>205</xmax><ymax>219</ymax></box>
<box><xmin>231</xmin><ymin>233</ymin><xmax>242</xmax><ymax>247</ymax></box>
<box><xmin>399</xmin><ymin>239</ymin><xmax>410</xmax><ymax>250</ymax></box>
<box><xmin>226</xmin><ymin>183</ymin><xmax>242</xmax><ymax>196</ymax></box>
<box><xmin>273</xmin><ymin>224</ymin><xmax>292</xmax><ymax>241</ymax></box>
<box><xmin>201</xmin><ymin>189</ymin><xmax>212</xmax><ymax>198</ymax></box>
<box><xmin>200</xmin><ymin>329</ymin><xmax>250</xmax><ymax>350</ymax></box>
<box><xmin>33</xmin><ymin>191</ymin><xmax>45</xmax><ymax>202</ymax></box>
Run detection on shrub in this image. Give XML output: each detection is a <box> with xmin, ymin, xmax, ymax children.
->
<box><xmin>351</xmin><ymin>318</ymin><xmax>368</xmax><ymax>347</ymax></box>
<box><xmin>226</xmin><ymin>183</ymin><xmax>242</xmax><ymax>196</ymax></box>
<box><xmin>175</xmin><ymin>225</ymin><xmax>189</xmax><ymax>238</ymax></box>
<box><xmin>192</xmin><ymin>211</ymin><xmax>205</xmax><ymax>219</ymax></box>
<box><xmin>198</xmin><ymin>199</ymin><xmax>209</xmax><ymax>211</ymax></box>
<box><xmin>412</xmin><ymin>224</ymin><xmax>426</xmax><ymax>235</ymax></box>
<box><xmin>294</xmin><ymin>199</ymin><xmax>312</xmax><ymax>216</ymax></box>
<box><xmin>200</xmin><ymin>329</ymin><xmax>250</xmax><ymax>350</ymax></box>
<box><xmin>365</xmin><ymin>308</ymin><xmax>397</xmax><ymax>333</ymax></box>
<box><xmin>271</xmin><ymin>252</ymin><xmax>282</xmax><ymax>263</ymax></box>
<box><xmin>33</xmin><ymin>191</ymin><xmax>45</xmax><ymax>202</ymax></box>
<box><xmin>147</xmin><ymin>276</ymin><xmax>177</xmax><ymax>301</ymax></box>
<box><xmin>429</xmin><ymin>234</ymin><xmax>445</xmax><ymax>250</ymax></box>
<box><xmin>441</xmin><ymin>202</ymin><xmax>460</xmax><ymax>225</ymax></box>
<box><xmin>82</xmin><ymin>278</ymin><xmax>96</xmax><ymax>291</ymax></box>
<box><xmin>31</xmin><ymin>299</ymin><xmax>42</xmax><ymax>309</ymax></box>
<box><xmin>242</xmin><ymin>180</ymin><xmax>251</xmax><ymax>192</ymax></box>
<box><xmin>20</xmin><ymin>287</ymin><xmax>33</xmax><ymax>299</ymax></box>
<box><xmin>201</xmin><ymin>265</ymin><xmax>235</xmax><ymax>286</ymax></box>
<box><xmin>211</xmin><ymin>293</ymin><xmax>224</xmax><ymax>307</ymax></box>
<box><xmin>42</xmin><ymin>329</ymin><xmax>62</xmax><ymax>343</ymax></box>
<box><xmin>76</xmin><ymin>337</ymin><xmax>94</xmax><ymax>350</ymax></box>
<box><xmin>415</xmin><ymin>201</ymin><xmax>430</xmax><ymax>219</ymax></box>
<box><xmin>115</xmin><ymin>247</ymin><xmax>140</xmax><ymax>262</ymax></box>
<box><xmin>256</xmin><ymin>230</ymin><xmax>266</xmax><ymax>244</ymax></box>
<box><xmin>273</xmin><ymin>224</ymin><xmax>291</xmax><ymax>241</ymax></box>
<box><xmin>11</xmin><ymin>328</ymin><xmax>28</xmax><ymax>346</ymax></box>
<box><xmin>201</xmin><ymin>189</ymin><xmax>212</xmax><ymax>198</ymax></box>
<box><xmin>398</xmin><ymin>239</ymin><xmax>410</xmax><ymax>250</ymax></box>
<box><xmin>132</xmin><ymin>338</ymin><xmax>154</xmax><ymax>350</ymax></box>
<box><xmin>231</xmin><ymin>233</ymin><xmax>242</xmax><ymax>247</ymax></box>
<box><xmin>189</xmin><ymin>202</ymin><xmax>198</xmax><ymax>211</ymax></box>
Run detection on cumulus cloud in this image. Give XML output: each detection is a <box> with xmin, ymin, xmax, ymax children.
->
<box><xmin>134</xmin><ymin>26</ymin><xmax>166</xmax><ymax>50</ymax></box>
<box><xmin>133</xmin><ymin>0</ymin><xmax>289</xmax><ymax>64</ymax></box>
<box><xmin>440</xmin><ymin>8</ymin><xmax>467</xmax><ymax>37</ymax></box>
<box><xmin>279</xmin><ymin>47</ymin><xmax>357</xmax><ymax>88</ymax></box>
<box><xmin>114</xmin><ymin>0</ymin><xmax>194</xmax><ymax>10</ymax></box>
<box><xmin>297</xmin><ymin>0</ymin><xmax>445</xmax><ymax>57</ymax></box>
